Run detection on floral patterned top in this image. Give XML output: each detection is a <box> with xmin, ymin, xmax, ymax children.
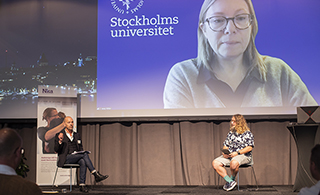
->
<box><xmin>223</xmin><ymin>130</ymin><xmax>254</xmax><ymax>157</ymax></box>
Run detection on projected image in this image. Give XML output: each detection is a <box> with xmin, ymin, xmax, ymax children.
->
<box><xmin>0</xmin><ymin>0</ymin><xmax>319</xmax><ymax>118</ymax></box>
<box><xmin>163</xmin><ymin>0</ymin><xmax>317</xmax><ymax>108</ymax></box>
<box><xmin>98</xmin><ymin>0</ymin><xmax>319</xmax><ymax>114</ymax></box>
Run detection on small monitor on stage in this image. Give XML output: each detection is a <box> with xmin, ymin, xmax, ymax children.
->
<box><xmin>297</xmin><ymin>106</ymin><xmax>320</xmax><ymax>124</ymax></box>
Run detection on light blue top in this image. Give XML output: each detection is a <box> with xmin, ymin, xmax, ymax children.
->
<box><xmin>0</xmin><ymin>164</ymin><xmax>17</xmax><ymax>175</ymax></box>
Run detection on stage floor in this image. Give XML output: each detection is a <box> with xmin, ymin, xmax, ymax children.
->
<box><xmin>40</xmin><ymin>185</ymin><xmax>299</xmax><ymax>194</ymax></box>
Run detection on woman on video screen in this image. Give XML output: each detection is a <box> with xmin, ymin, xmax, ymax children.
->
<box><xmin>163</xmin><ymin>0</ymin><xmax>317</xmax><ymax>108</ymax></box>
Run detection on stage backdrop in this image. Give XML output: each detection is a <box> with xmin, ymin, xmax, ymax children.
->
<box><xmin>6</xmin><ymin>117</ymin><xmax>319</xmax><ymax>188</ymax></box>
<box><xmin>78</xmin><ymin>119</ymin><xmax>301</xmax><ymax>186</ymax></box>
<box><xmin>36</xmin><ymin>85</ymin><xmax>77</xmax><ymax>185</ymax></box>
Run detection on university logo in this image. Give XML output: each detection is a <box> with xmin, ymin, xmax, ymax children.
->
<box><xmin>111</xmin><ymin>0</ymin><xmax>144</xmax><ymax>14</ymax></box>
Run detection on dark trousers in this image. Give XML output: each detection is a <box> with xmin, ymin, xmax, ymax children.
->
<box><xmin>65</xmin><ymin>153</ymin><xmax>95</xmax><ymax>184</ymax></box>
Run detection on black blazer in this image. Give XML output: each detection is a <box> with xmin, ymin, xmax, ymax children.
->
<box><xmin>54</xmin><ymin>130</ymin><xmax>83</xmax><ymax>167</ymax></box>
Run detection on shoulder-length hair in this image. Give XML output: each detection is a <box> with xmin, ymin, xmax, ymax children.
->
<box><xmin>197</xmin><ymin>0</ymin><xmax>266</xmax><ymax>81</ymax></box>
<box><xmin>230</xmin><ymin>114</ymin><xmax>250</xmax><ymax>134</ymax></box>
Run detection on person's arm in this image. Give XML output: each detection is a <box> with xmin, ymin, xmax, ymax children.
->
<box><xmin>54</xmin><ymin>132</ymin><xmax>64</xmax><ymax>153</ymax></box>
<box><xmin>238</xmin><ymin>146</ymin><xmax>253</xmax><ymax>154</ymax></box>
<box><xmin>163</xmin><ymin>62</ymin><xmax>195</xmax><ymax>108</ymax></box>
<box><xmin>274</xmin><ymin>58</ymin><xmax>317</xmax><ymax>106</ymax></box>
<box><xmin>44</xmin><ymin>123</ymin><xmax>65</xmax><ymax>141</ymax></box>
<box><xmin>230</xmin><ymin>146</ymin><xmax>252</xmax><ymax>158</ymax></box>
<box><xmin>76</xmin><ymin>133</ymin><xmax>84</xmax><ymax>151</ymax></box>
<box><xmin>230</xmin><ymin>131</ymin><xmax>254</xmax><ymax>157</ymax></box>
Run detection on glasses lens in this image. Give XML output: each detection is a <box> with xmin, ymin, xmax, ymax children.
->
<box><xmin>207</xmin><ymin>16</ymin><xmax>226</xmax><ymax>31</ymax></box>
<box><xmin>206</xmin><ymin>14</ymin><xmax>252</xmax><ymax>31</ymax></box>
<box><xmin>234</xmin><ymin>14</ymin><xmax>252</xmax><ymax>29</ymax></box>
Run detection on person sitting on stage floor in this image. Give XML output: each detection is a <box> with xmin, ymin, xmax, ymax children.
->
<box><xmin>298</xmin><ymin>144</ymin><xmax>320</xmax><ymax>195</ymax></box>
<box><xmin>54</xmin><ymin>116</ymin><xmax>109</xmax><ymax>193</ymax></box>
<box><xmin>212</xmin><ymin>114</ymin><xmax>254</xmax><ymax>191</ymax></box>
<box><xmin>0</xmin><ymin>128</ymin><xmax>42</xmax><ymax>195</ymax></box>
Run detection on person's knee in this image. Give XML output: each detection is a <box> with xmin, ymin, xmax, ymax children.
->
<box><xmin>78</xmin><ymin>159</ymin><xmax>85</xmax><ymax>166</ymax></box>
<box><xmin>212</xmin><ymin>160</ymin><xmax>223</xmax><ymax>170</ymax></box>
<box><xmin>230</xmin><ymin>160</ymin><xmax>239</xmax><ymax>170</ymax></box>
<box><xmin>83</xmin><ymin>153</ymin><xmax>90</xmax><ymax>160</ymax></box>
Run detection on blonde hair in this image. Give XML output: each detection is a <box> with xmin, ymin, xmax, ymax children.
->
<box><xmin>230</xmin><ymin>114</ymin><xmax>250</xmax><ymax>134</ymax></box>
<box><xmin>197</xmin><ymin>0</ymin><xmax>266</xmax><ymax>81</ymax></box>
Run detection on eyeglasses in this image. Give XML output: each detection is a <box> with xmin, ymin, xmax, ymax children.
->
<box><xmin>205</xmin><ymin>14</ymin><xmax>253</xmax><ymax>32</ymax></box>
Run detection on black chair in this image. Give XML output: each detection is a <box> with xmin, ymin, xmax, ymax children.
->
<box><xmin>52</xmin><ymin>162</ymin><xmax>80</xmax><ymax>192</ymax></box>
<box><xmin>217</xmin><ymin>159</ymin><xmax>258</xmax><ymax>191</ymax></box>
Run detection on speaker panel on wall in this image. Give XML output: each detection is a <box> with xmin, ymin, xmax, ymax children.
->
<box><xmin>297</xmin><ymin>106</ymin><xmax>320</xmax><ymax>124</ymax></box>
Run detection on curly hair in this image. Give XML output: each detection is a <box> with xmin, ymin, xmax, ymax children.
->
<box><xmin>230</xmin><ymin>114</ymin><xmax>250</xmax><ymax>134</ymax></box>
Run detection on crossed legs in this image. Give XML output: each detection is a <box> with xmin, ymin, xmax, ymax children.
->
<box><xmin>65</xmin><ymin>153</ymin><xmax>95</xmax><ymax>184</ymax></box>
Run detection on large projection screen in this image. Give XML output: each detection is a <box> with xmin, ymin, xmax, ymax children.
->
<box><xmin>0</xmin><ymin>0</ymin><xmax>319</xmax><ymax>118</ymax></box>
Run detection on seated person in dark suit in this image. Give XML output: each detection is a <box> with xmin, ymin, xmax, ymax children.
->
<box><xmin>54</xmin><ymin>116</ymin><xmax>109</xmax><ymax>193</ymax></box>
<box><xmin>0</xmin><ymin>128</ymin><xmax>42</xmax><ymax>195</ymax></box>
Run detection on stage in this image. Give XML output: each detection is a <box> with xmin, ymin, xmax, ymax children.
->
<box><xmin>40</xmin><ymin>185</ymin><xmax>298</xmax><ymax>194</ymax></box>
